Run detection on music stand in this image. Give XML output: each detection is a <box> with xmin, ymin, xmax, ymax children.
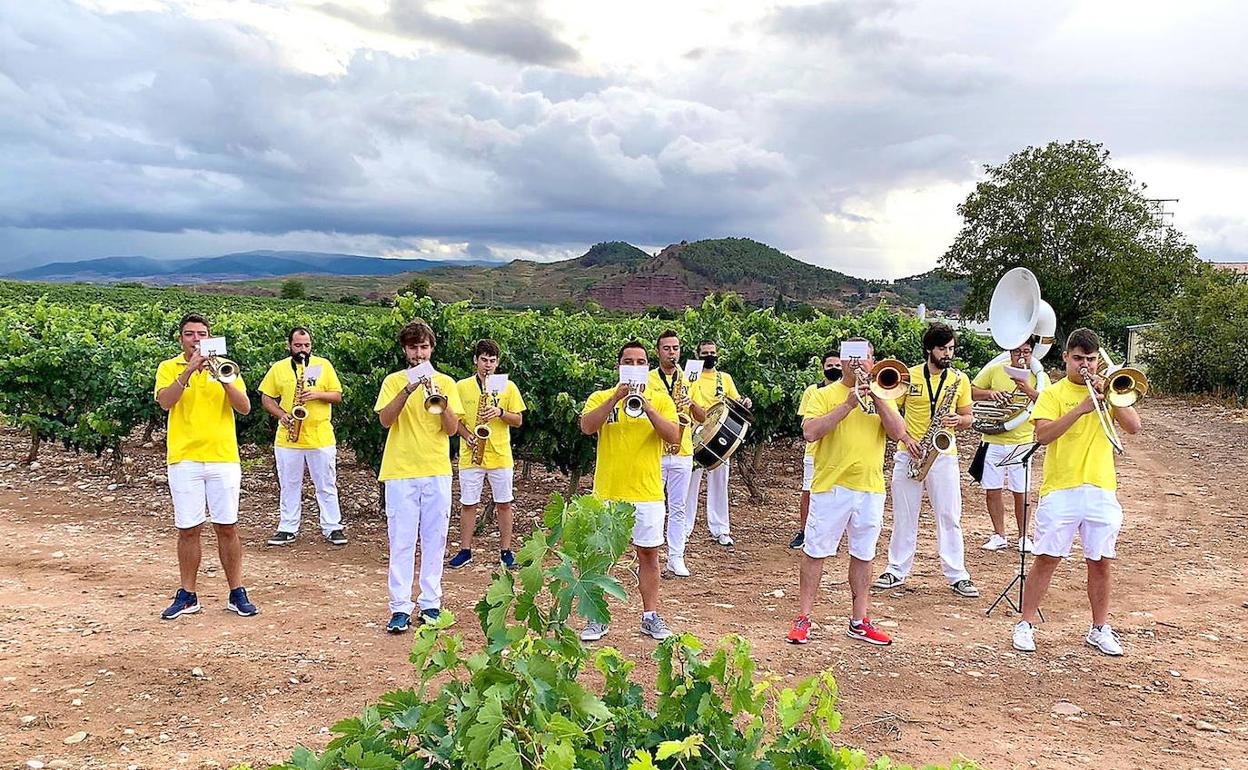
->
<box><xmin>985</xmin><ymin>441</ymin><xmax>1044</xmax><ymax>621</ymax></box>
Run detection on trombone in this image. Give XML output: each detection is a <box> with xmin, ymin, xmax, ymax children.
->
<box><xmin>846</xmin><ymin>358</ymin><xmax>910</xmax><ymax>413</ymax></box>
<box><xmin>1080</xmin><ymin>350</ymin><xmax>1148</xmax><ymax>454</ymax></box>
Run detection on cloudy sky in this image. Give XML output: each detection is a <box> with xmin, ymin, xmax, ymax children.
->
<box><xmin>1</xmin><ymin>0</ymin><xmax>1244</xmax><ymax>278</ymax></box>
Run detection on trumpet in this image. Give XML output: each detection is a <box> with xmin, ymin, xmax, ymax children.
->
<box><xmin>205</xmin><ymin>356</ymin><xmax>240</xmax><ymax>384</ymax></box>
<box><xmin>422</xmin><ymin>377</ymin><xmax>448</xmax><ymax>415</ymax></box>
<box><xmin>846</xmin><ymin>357</ymin><xmax>910</xmax><ymax>413</ymax></box>
<box><xmin>1081</xmin><ymin>350</ymin><xmax>1148</xmax><ymax>454</ymax></box>
<box><xmin>623</xmin><ymin>383</ymin><xmax>646</xmax><ymax>418</ymax></box>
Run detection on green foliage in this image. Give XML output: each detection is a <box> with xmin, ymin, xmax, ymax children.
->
<box><xmin>268</xmin><ymin>494</ymin><xmax>972</xmax><ymax>770</ymax></box>
<box><xmin>579</xmin><ymin>241</ymin><xmax>651</xmax><ymax>267</ymax></box>
<box><xmin>281</xmin><ymin>280</ymin><xmax>307</xmax><ymax>299</ymax></box>
<box><xmin>941</xmin><ymin>140</ymin><xmax>1201</xmax><ymax>342</ymax></box>
<box><xmin>400</xmin><ymin>277</ymin><xmax>431</xmax><ymax>299</ymax></box>
<box><xmin>675</xmin><ymin>239</ymin><xmax>869</xmax><ymax>303</ymax></box>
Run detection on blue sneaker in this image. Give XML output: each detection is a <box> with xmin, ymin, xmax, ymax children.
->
<box><xmin>448</xmin><ymin>549</ymin><xmax>473</xmax><ymax>569</ymax></box>
<box><xmin>500</xmin><ymin>550</ymin><xmax>516</xmax><ymax>569</ymax></box>
<box><xmin>161</xmin><ymin>588</ymin><xmax>200</xmax><ymax>620</ymax></box>
<box><xmin>387</xmin><ymin>612</ymin><xmax>411</xmax><ymax>633</ymax></box>
<box><xmin>227</xmin><ymin>587</ymin><xmax>259</xmax><ymax>617</ymax></box>
<box><xmin>420</xmin><ymin>608</ymin><xmax>441</xmax><ymax>625</ymax></box>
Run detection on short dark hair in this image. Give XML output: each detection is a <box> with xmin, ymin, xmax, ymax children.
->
<box><xmin>657</xmin><ymin>329</ymin><xmax>680</xmax><ymax>345</ymax></box>
<box><xmin>398</xmin><ymin>320</ymin><xmax>436</xmax><ymax>348</ymax></box>
<box><xmin>1014</xmin><ymin>336</ymin><xmax>1035</xmax><ymax>352</ymax></box>
<box><xmin>178</xmin><ymin>313</ymin><xmax>209</xmax><ymax>333</ymax></box>
<box><xmin>922</xmin><ymin>323</ymin><xmax>955</xmax><ymax>353</ymax></box>
<box><xmin>288</xmin><ymin>326</ymin><xmax>311</xmax><ymax>343</ymax></box>
<box><xmin>618</xmin><ymin>339</ymin><xmax>647</xmax><ymax>360</ymax></box>
<box><xmin>822</xmin><ymin>347</ymin><xmax>839</xmax><ymax>363</ymax></box>
<box><xmin>1065</xmin><ymin>328</ymin><xmax>1101</xmax><ymax>354</ymax></box>
<box><xmin>696</xmin><ymin>339</ymin><xmax>717</xmax><ymax>353</ymax></box>
<box><xmin>473</xmin><ymin>339</ymin><xmax>501</xmax><ymax>358</ymax></box>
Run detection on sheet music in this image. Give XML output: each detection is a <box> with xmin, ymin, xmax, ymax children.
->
<box><xmin>302</xmin><ymin>364</ymin><xmax>323</xmax><ymax>382</ymax></box>
<box><xmin>199</xmin><ymin>337</ymin><xmax>227</xmax><ymax>356</ymax></box>
<box><xmin>682</xmin><ymin>359</ymin><xmax>704</xmax><ymax>380</ymax></box>
<box><xmin>618</xmin><ymin>365</ymin><xmax>649</xmax><ymax>385</ymax></box>
<box><xmin>406</xmin><ymin>361</ymin><xmax>435</xmax><ymax>384</ymax></box>
<box><xmin>487</xmin><ymin>374</ymin><xmax>508</xmax><ymax>394</ymax></box>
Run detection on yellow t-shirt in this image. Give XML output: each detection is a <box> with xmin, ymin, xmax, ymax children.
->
<box><xmin>802</xmin><ymin>382</ymin><xmax>897</xmax><ymax>494</ymax></box>
<box><xmin>258</xmin><ymin>356</ymin><xmax>343</xmax><ymax>450</ymax></box>
<box><xmin>581</xmin><ymin>387</ymin><xmax>677</xmax><ymax>503</ymax></box>
<box><xmin>798</xmin><ymin>383</ymin><xmax>822</xmax><ymax>457</ymax></box>
<box><xmin>154</xmin><ymin>355</ymin><xmax>245</xmax><ymax>465</ymax></box>
<box><xmin>689</xmin><ymin>370</ymin><xmax>740</xmax><ymax>411</ymax></box>
<box><xmin>897</xmin><ymin>364</ymin><xmax>972</xmax><ymax>455</ymax></box>
<box><xmin>456</xmin><ymin>376</ymin><xmax>528</xmax><ymax>469</ymax></box>
<box><xmin>374</xmin><ymin>371</ymin><xmax>465</xmax><ymax>481</ymax></box>
<box><xmin>648</xmin><ymin>367</ymin><xmax>693</xmax><ymax>457</ymax></box>
<box><xmin>971</xmin><ymin>362</ymin><xmax>1050</xmax><ymax>446</ymax></box>
<box><xmin>1032</xmin><ymin>376</ymin><xmax>1117</xmax><ymax>495</ymax></box>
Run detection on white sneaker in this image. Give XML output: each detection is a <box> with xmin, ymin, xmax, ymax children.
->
<box><xmin>580</xmin><ymin>621</ymin><xmax>609</xmax><ymax>642</ymax></box>
<box><xmin>1018</xmin><ymin>536</ymin><xmax>1035</xmax><ymax>553</ymax></box>
<box><xmin>1085</xmin><ymin>624</ymin><xmax>1124</xmax><ymax>656</ymax></box>
<box><xmin>667</xmin><ymin>556</ymin><xmax>690</xmax><ymax>577</ymax></box>
<box><xmin>713</xmin><ymin>533</ymin><xmax>734</xmax><ymax>546</ymax></box>
<box><xmin>981</xmin><ymin>534</ymin><xmax>1009</xmax><ymax>551</ymax></box>
<box><xmin>1012</xmin><ymin>621</ymin><xmax>1036</xmax><ymax>652</ymax></box>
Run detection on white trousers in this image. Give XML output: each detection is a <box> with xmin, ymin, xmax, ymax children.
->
<box><xmin>168</xmin><ymin>461</ymin><xmax>241</xmax><ymax>529</ymax></box>
<box><xmin>685</xmin><ymin>460</ymin><xmax>730</xmax><ymax>539</ymax></box>
<box><xmin>275</xmin><ymin>446</ymin><xmax>343</xmax><ymax>535</ymax></box>
<box><xmin>885</xmin><ymin>452</ymin><xmax>970</xmax><ymax>583</ymax></box>
<box><xmin>385</xmin><ymin>475</ymin><xmax>452</xmax><ymax>614</ymax></box>
<box><xmin>661</xmin><ymin>455</ymin><xmax>693</xmax><ymax>558</ymax></box>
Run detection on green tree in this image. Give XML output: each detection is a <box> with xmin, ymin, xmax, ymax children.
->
<box><xmin>400</xmin><ymin>276</ymin><xmax>431</xmax><ymax>298</ymax></box>
<box><xmin>279</xmin><ymin>280</ymin><xmax>306</xmax><ymax>299</ymax></box>
<box><xmin>941</xmin><ymin>140</ymin><xmax>1200</xmax><ymax>349</ymax></box>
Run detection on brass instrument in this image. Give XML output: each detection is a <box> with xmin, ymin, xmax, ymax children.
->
<box><xmin>205</xmin><ymin>356</ymin><xmax>240</xmax><ymax>384</ymax></box>
<box><xmin>971</xmin><ymin>390</ymin><xmax>1031</xmax><ymax>435</ymax></box>
<box><xmin>623</xmin><ymin>383</ymin><xmax>646</xmax><ymax>418</ymax></box>
<box><xmin>287</xmin><ymin>361</ymin><xmax>309</xmax><ymax>443</ymax></box>
<box><xmin>1081</xmin><ymin>350</ymin><xmax>1148</xmax><ymax>454</ymax></box>
<box><xmin>471</xmin><ymin>384</ymin><xmax>494</xmax><ymax>466</ymax></box>
<box><xmin>846</xmin><ymin>358</ymin><xmax>910</xmax><ymax>413</ymax></box>
<box><xmin>665</xmin><ymin>368</ymin><xmax>693</xmax><ymax>455</ymax></box>
<box><xmin>908</xmin><ymin>371</ymin><xmax>961</xmax><ymax>482</ymax></box>
<box><xmin>422</xmin><ymin>377</ymin><xmax>448</xmax><ymax>415</ymax></box>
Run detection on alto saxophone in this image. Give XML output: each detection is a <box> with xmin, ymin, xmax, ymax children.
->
<box><xmin>665</xmin><ymin>370</ymin><xmax>692</xmax><ymax>455</ymax></box>
<box><xmin>908</xmin><ymin>372</ymin><xmax>961</xmax><ymax>482</ymax></box>
<box><xmin>471</xmin><ymin>385</ymin><xmax>494</xmax><ymax>466</ymax></box>
<box><xmin>287</xmin><ymin>361</ymin><xmax>309</xmax><ymax>443</ymax></box>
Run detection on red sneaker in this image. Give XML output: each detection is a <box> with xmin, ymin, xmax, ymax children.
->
<box><xmin>847</xmin><ymin>618</ymin><xmax>892</xmax><ymax>646</ymax></box>
<box><xmin>787</xmin><ymin>615</ymin><xmax>811</xmax><ymax>644</ymax></box>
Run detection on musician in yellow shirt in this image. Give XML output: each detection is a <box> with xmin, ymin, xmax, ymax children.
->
<box><xmin>791</xmin><ymin>349</ymin><xmax>842</xmax><ymax>550</ymax></box>
<box><xmin>684</xmin><ymin>340</ymin><xmax>752</xmax><ymax>547</ymax></box>
<box><xmin>153</xmin><ymin>313</ymin><xmax>256</xmax><ymax>620</ymax></box>
<box><xmin>258</xmin><ymin>327</ymin><xmax>347</xmax><ymax>547</ymax></box>
<box><xmin>648</xmin><ymin>330</ymin><xmax>704</xmax><ymax>577</ymax></box>
<box><xmin>874</xmin><ymin>323</ymin><xmax>980</xmax><ymax>598</ymax></box>
<box><xmin>374</xmin><ymin>320</ymin><xmax>465</xmax><ymax>634</ymax></box>
<box><xmin>787</xmin><ymin>339</ymin><xmax>908</xmax><ymax>646</ymax></box>
<box><xmin>1012</xmin><ymin>329</ymin><xmax>1141</xmax><ymax>657</ymax></box>
<box><xmin>448</xmin><ymin>339</ymin><xmax>527</xmax><ymax>570</ymax></box>
<box><xmin>579</xmin><ymin>340</ymin><xmax>681</xmax><ymax>643</ymax></box>
<box><xmin>970</xmin><ymin>337</ymin><xmax>1049</xmax><ymax>553</ymax></box>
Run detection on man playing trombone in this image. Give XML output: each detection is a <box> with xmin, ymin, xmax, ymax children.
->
<box><xmin>1011</xmin><ymin>329</ymin><xmax>1142</xmax><ymax>656</ymax></box>
<box><xmin>375</xmin><ymin>320</ymin><xmax>464</xmax><ymax>633</ymax></box>
<box><xmin>649</xmin><ymin>330</ymin><xmax>704</xmax><ymax>577</ymax></box>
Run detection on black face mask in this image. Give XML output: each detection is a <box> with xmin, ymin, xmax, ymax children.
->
<box><xmin>824</xmin><ymin>366</ymin><xmax>842</xmax><ymax>382</ymax></box>
<box><xmin>700</xmin><ymin>354</ymin><xmax>718</xmax><ymax>369</ymax></box>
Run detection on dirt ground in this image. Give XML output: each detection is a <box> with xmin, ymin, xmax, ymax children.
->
<box><xmin>1</xmin><ymin>396</ymin><xmax>1246</xmax><ymax>770</ymax></box>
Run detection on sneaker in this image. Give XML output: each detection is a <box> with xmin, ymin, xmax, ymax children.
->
<box><xmin>420</xmin><ymin>608</ymin><xmax>441</xmax><ymax>625</ymax></box>
<box><xmin>326</xmin><ymin>529</ymin><xmax>348</xmax><ymax>545</ymax></box>
<box><xmin>448</xmin><ymin>549</ymin><xmax>473</xmax><ymax>569</ymax></box>
<box><xmin>160</xmin><ymin>588</ymin><xmax>200</xmax><ymax>620</ymax></box>
<box><xmin>1018</xmin><ymin>536</ymin><xmax>1035</xmax><ymax>554</ymax></box>
<box><xmin>227</xmin><ymin>587</ymin><xmax>258</xmax><ymax>616</ymax></box>
<box><xmin>847</xmin><ymin>618</ymin><xmax>893</xmax><ymax>646</ymax></box>
<box><xmin>640</xmin><ymin>614</ymin><xmax>673</xmax><ymax>641</ymax></box>
<box><xmin>500</xmin><ymin>550</ymin><xmax>516</xmax><ymax>569</ymax></box>
<box><xmin>950</xmin><ymin>579</ymin><xmax>980</xmax><ymax>598</ymax></box>
<box><xmin>871</xmin><ymin>572</ymin><xmax>905</xmax><ymax>591</ymax></box>
<box><xmin>580</xmin><ymin>621</ymin><xmax>609</xmax><ymax>642</ymax></box>
<box><xmin>980</xmin><ymin>534</ymin><xmax>1009</xmax><ymax>551</ymax></box>
<box><xmin>666</xmin><ymin>556</ymin><xmax>690</xmax><ymax>577</ymax></box>
<box><xmin>786</xmin><ymin>615</ymin><xmax>811</xmax><ymax>644</ymax></box>
<box><xmin>1085</xmin><ymin>624</ymin><xmax>1124</xmax><ymax>656</ymax></box>
<box><xmin>1012</xmin><ymin>620</ymin><xmax>1036</xmax><ymax>652</ymax></box>
<box><xmin>713</xmin><ymin>533</ymin><xmax>734</xmax><ymax>547</ymax></box>
<box><xmin>789</xmin><ymin>531</ymin><xmax>805</xmax><ymax>549</ymax></box>
<box><xmin>387</xmin><ymin>612</ymin><xmax>411</xmax><ymax>633</ymax></box>
<box><xmin>266</xmin><ymin>530</ymin><xmax>296</xmax><ymax>546</ymax></box>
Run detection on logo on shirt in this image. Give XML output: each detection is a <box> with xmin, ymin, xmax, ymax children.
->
<box><xmin>908</xmin><ymin>383</ymin><xmax>921</xmax><ymax>396</ymax></box>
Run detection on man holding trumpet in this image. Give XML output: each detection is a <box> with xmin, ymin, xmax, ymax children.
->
<box><xmin>1012</xmin><ymin>329</ymin><xmax>1142</xmax><ymax>656</ymax></box>
<box><xmin>375</xmin><ymin>320</ymin><xmax>464</xmax><ymax>633</ymax></box>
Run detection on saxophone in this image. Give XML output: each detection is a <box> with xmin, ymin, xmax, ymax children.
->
<box><xmin>908</xmin><ymin>372</ymin><xmax>961</xmax><ymax>482</ymax></box>
<box><xmin>287</xmin><ymin>361</ymin><xmax>309</xmax><ymax>443</ymax></box>
<box><xmin>471</xmin><ymin>384</ymin><xmax>493</xmax><ymax>466</ymax></box>
<box><xmin>665</xmin><ymin>369</ymin><xmax>692</xmax><ymax>455</ymax></box>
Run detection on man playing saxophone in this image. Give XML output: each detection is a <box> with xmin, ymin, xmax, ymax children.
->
<box><xmin>971</xmin><ymin>337</ymin><xmax>1048</xmax><ymax>553</ymax></box>
<box><xmin>1011</xmin><ymin>329</ymin><xmax>1141</xmax><ymax>656</ymax></box>
<box><xmin>259</xmin><ymin>327</ymin><xmax>347</xmax><ymax>547</ymax></box>
<box><xmin>649</xmin><ymin>330</ymin><xmax>704</xmax><ymax>577</ymax></box>
<box><xmin>874</xmin><ymin>323</ymin><xmax>980</xmax><ymax>598</ymax></box>
<box><xmin>448</xmin><ymin>339</ymin><xmax>527</xmax><ymax>570</ymax></box>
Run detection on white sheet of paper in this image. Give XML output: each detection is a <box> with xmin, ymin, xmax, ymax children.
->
<box><xmin>487</xmin><ymin>374</ymin><xmax>508</xmax><ymax>394</ymax></box>
<box><xmin>302</xmin><ymin>364</ymin><xmax>323</xmax><ymax>382</ymax></box>
<box><xmin>1003</xmin><ymin>365</ymin><xmax>1030</xmax><ymax>380</ymax></box>
<box><xmin>618</xmin><ymin>365</ymin><xmax>649</xmax><ymax>385</ymax></box>
<box><xmin>683</xmin><ymin>359</ymin><xmax>704</xmax><ymax>380</ymax></box>
<box><xmin>406</xmin><ymin>361</ymin><xmax>435</xmax><ymax>384</ymax></box>
<box><xmin>199</xmin><ymin>337</ymin><xmax>227</xmax><ymax>356</ymax></box>
<box><xmin>839</xmin><ymin>340</ymin><xmax>869</xmax><ymax>361</ymax></box>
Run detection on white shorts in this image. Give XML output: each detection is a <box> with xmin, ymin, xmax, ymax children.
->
<box><xmin>458</xmin><ymin>466</ymin><xmax>515</xmax><ymax>505</ymax></box>
<box><xmin>801</xmin><ymin>455</ymin><xmax>814</xmax><ymax>492</ymax></box>
<box><xmin>621</xmin><ymin>500</ymin><xmax>666</xmax><ymax>548</ymax></box>
<box><xmin>1033</xmin><ymin>485</ymin><xmax>1123</xmax><ymax>561</ymax></box>
<box><xmin>168</xmin><ymin>461</ymin><xmax>241</xmax><ymax>529</ymax></box>
<box><xmin>802</xmin><ymin>486</ymin><xmax>885</xmax><ymax>561</ymax></box>
<box><xmin>980</xmin><ymin>443</ymin><xmax>1031</xmax><ymax>494</ymax></box>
